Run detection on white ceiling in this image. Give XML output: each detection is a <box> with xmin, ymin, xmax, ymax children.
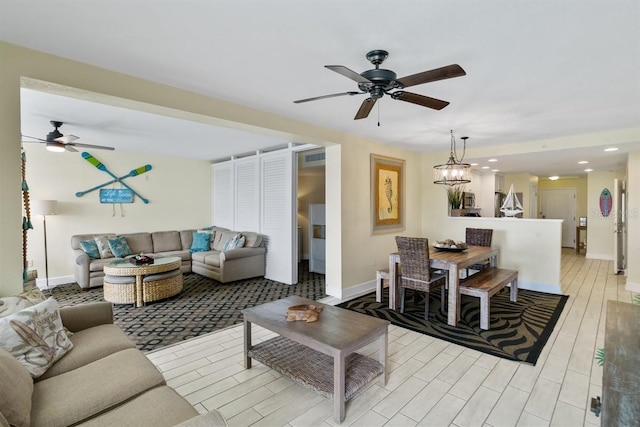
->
<box><xmin>2</xmin><ymin>0</ymin><xmax>639</xmax><ymax>177</ymax></box>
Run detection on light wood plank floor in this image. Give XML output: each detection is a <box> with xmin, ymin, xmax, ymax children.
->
<box><xmin>147</xmin><ymin>249</ymin><xmax>634</xmax><ymax>426</ymax></box>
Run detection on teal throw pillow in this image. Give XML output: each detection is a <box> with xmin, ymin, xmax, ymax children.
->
<box><xmin>107</xmin><ymin>236</ymin><xmax>132</xmax><ymax>258</ymax></box>
<box><xmin>190</xmin><ymin>232</ymin><xmax>210</xmax><ymax>253</ymax></box>
<box><xmin>79</xmin><ymin>239</ymin><xmax>100</xmax><ymax>259</ymax></box>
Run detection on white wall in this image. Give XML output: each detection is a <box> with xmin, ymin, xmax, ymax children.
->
<box><xmin>626</xmin><ymin>153</ymin><xmax>640</xmax><ymax>292</ymax></box>
<box><xmin>586</xmin><ymin>170</ymin><xmax>626</xmax><ymax>260</ymax></box>
<box><xmin>24</xmin><ymin>145</ymin><xmax>213</xmax><ymax>284</ymax></box>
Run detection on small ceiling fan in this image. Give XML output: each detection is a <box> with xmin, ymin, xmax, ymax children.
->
<box><xmin>22</xmin><ymin>121</ymin><xmax>115</xmax><ymax>152</ymax></box>
<box><xmin>294</xmin><ymin>49</ymin><xmax>466</xmax><ymax>120</ymax></box>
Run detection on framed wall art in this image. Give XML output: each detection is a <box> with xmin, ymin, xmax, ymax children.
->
<box><xmin>371</xmin><ymin>154</ymin><xmax>405</xmax><ymax>234</ymax></box>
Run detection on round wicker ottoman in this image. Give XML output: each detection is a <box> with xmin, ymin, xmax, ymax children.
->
<box><xmin>142</xmin><ymin>269</ymin><xmax>183</xmax><ymax>304</ymax></box>
<box><xmin>103</xmin><ymin>275</ymin><xmax>136</xmax><ymax>305</ymax></box>
<box><xmin>103</xmin><ymin>256</ymin><xmax>182</xmax><ymax>307</ymax></box>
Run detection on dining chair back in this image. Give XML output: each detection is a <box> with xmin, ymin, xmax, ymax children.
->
<box><xmin>395</xmin><ymin>236</ymin><xmax>447</xmax><ymax>320</ymax></box>
<box><xmin>465</xmin><ymin>228</ymin><xmax>494</xmax><ymax>276</ymax></box>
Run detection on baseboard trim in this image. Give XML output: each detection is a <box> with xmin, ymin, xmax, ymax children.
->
<box><xmin>626</xmin><ymin>280</ymin><xmax>640</xmax><ymax>293</ymax></box>
<box><xmin>36</xmin><ymin>275</ymin><xmax>75</xmax><ymax>290</ymax></box>
<box><xmin>586</xmin><ymin>252</ymin><xmax>614</xmax><ymax>261</ymax></box>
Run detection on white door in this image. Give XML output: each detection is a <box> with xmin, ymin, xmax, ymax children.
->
<box><xmin>613</xmin><ymin>179</ymin><xmax>626</xmax><ymax>273</ymax></box>
<box><xmin>529</xmin><ymin>183</ymin><xmax>538</xmax><ymax>218</ymax></box>
<box><xmin>260</xmin><ymin>150</ymin><xmax>296</xmax><ymax>284</ymax></box>
<box><xmin>309</xmin><ymin>204</ymin><xmax>326</xmax><ymax>274</ymax></box>
<box><xmin>541</xmin><ymin>189</ymin><xmax>576</xmax><ymax>248</ymax></box>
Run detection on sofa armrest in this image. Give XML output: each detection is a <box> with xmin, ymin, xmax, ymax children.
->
<box><xmin>74</xmin><ymin>249</ymin><xmax>90</xmax><ymax>265</ymax></box>
<box><xmin>59</xmin><ymin>302</ymin><xmax>114</xmax><ymax>332</ymax></box>
<box><xmin>174</xmin><ymin>410</ymin><xmax>227</xmax><ymax>427</ymax></box>
<box><xmin>221</xmin><ymin>246</ymin><xmax>266</xmax><ymax>261</ymax></box>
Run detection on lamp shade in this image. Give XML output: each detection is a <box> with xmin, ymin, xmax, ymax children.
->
<box><xmin>32</xmin><ymin>200</ymin><xmax>58</xmax><ymax>216</ymax></box>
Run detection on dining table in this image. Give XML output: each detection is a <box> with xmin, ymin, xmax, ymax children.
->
<box><xmin>388</xmin><ymin>245</ymin><xmax>498</xmax><ymax>327</ymax></box>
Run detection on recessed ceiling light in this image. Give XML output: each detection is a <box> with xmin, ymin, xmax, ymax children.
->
<box><xmin>470</xmin><ymin>163</ymin><xmax>478</xmax><ymax>166</ymax></box>
<box><xmin>604</xmin><ymin>147</ymin><xmax>619</xmax><ymax>152</ymax></box>
<box><xmin>584</xmin><ymin>168</ymin><xmax>594</xmax><ymax>172</ymax></box>
<box><xmin>488</xmin><ymin>159</ymin><xmax>498</xmax><ymax>162</ymax></box>
<box><xmin>491</xmin><ymin>169</ymin><xmax>500</xmax><ymax>172</ymax></box>
<box><xmin>578</xmin><ymin>160</ymin><xmax>589</xmax><ymax>164</ymax></box>
<box><xmin>549</xmin><ymin>176</ymin><xmax>559</xmax><ymax>181</ymax></box>
<box><xmin>481</xmin><ymin>166</ymin><xmax>490</xmax><ymax>169</ymax></box>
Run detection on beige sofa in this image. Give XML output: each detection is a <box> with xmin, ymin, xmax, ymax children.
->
<box><xmin>71</xmin><ymin>228</ymin><xmax>266</xmax><ymax>289</ymax></box>
<box><xmin>0</xmin><ymin>301</ymin><xmax>226</xmax><ymax>427</ymax></box>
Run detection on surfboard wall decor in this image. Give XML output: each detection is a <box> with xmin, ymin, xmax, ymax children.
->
<box><xmin>600</xmin><ymin>188</ymin><xmax>612</xmax><ymax>217</ymax></box>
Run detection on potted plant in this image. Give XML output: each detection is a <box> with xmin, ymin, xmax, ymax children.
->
<box><xmin>447</xmin><ymin>185</ymin><xmax>464</xmax><ymax>215</ymax></box>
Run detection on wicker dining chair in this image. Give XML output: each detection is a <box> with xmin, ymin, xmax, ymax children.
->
<box><xmin>465</xmin><ymin>227</ymin><xmax>493</xmax><ymax>276</ymax></box>
<box><xmin>395</xmin><ymin>236</ymin><xmax>447</xmax><ymax>320</ymax></box>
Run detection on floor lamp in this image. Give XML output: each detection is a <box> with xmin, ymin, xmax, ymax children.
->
<box><xmin>32</xmin><ymin>200</ymin><xmax>58</xmax><ymax>289</ymax></box>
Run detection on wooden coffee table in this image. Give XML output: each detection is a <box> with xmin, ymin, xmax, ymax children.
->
<box><xmin>242</xmin><ymin>296</ymin><xmax>389</xmax><ymax>423</ymax></box>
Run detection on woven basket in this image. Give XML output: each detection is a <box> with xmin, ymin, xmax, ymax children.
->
<box><xmin>103</xmin><ymin>281</ymin><xmax>136</xmax><ymax>305</ymax></box>
<box><xmin>142</xmin><ymin>274</ymin><xmax>183</xmax><ymax>303</ymax></box>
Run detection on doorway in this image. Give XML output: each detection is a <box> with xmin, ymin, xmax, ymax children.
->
<box><xmin>541</xmin><ymin>189</ymin><xmax>576</xmax><ymax>248</ymax></box>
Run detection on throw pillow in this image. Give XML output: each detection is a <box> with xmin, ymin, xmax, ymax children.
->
<box><xmin>0</xmin><ymin>289</ymin><xmax>46</xmax><ymax>318</ymax></box>
<box><xmin>79</xmin><ymin>239</ymin><xmax>100</xmax><ymax>259</ymax></box>
<box><xmin>0</xmin><ymin>297</ymin><xmax>73</xmax><ymax>378</ymax></box>
<box><xmin>222</xmin><ymin>233</ymin><xmax>245</xmax><ymax>251</ymax></box>
<box><xmin>108</xmin><ymin>236</ymin><xmax>133</xmax><ymax>258</ymax></box>
<box><xmin>94</xmin><ymin>235</ymin><xmax>115</xmax><ymax>259</ymax></box>
<box><xmin>190</xmin><ymin>232</ymin><xmax>211</xmax><ymax>253</ymax></box>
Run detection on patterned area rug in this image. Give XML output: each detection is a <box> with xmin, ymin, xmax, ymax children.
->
<box><xmin>338</xmin><ymin>288</ymin><xmax>568</xmax><ymax>365</ymax></box>
<box><xmin>44</xmin><ymin>263</ymin><xmax>325</xmax><ymax>352</ymax></box>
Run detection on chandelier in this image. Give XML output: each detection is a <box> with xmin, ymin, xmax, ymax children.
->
<box><xmin>433</xmin><ymin>130</ymin><xmax>471</xmax><ymax>185</ymax></box>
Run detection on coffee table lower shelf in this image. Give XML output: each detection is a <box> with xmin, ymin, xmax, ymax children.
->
<box><xmin>247</xmin><ymin>336</ymin><xmax>384</xmax><ymax>401</ymax></box>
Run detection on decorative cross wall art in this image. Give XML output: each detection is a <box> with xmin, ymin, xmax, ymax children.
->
<box><xmin>76</xmin><ymin>152</ymin><xmax>152</xmax><ymax>204</ymax></box>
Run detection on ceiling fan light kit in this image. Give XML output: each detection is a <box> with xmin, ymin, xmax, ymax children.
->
<box><xmin>45</xmin><ymin>141</ymin><xmax>66</xmax><ymax>153</ymax></box>
<box><xmin>433</xmin><ymin>131</ymin><xmax>471</xmax><ymax>186</ymax></box>
<box><xmin>294</xmin><ymin>49</ymin><xmax>466</xmax><ymax>120</ymax></box>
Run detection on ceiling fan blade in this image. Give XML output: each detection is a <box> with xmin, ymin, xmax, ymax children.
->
<box><xmin>55</xmin><ymin>134</ymin><xmax>79</xmax><ymax>143</ymax></box>
<box><xmin>391</xmin><ymin>91</ymin><xmax>450</xmax><ymax>110</ymax></box>
<box><xmin>21</xmin><ymin>135</ymin><xmax>46</xmax><ymax>142</ymax></box>
<box><xmin>354</xmin><ymin>98</ymin><xmax>376</xmax><ymax>120</ymax></box>
<box><xmin>65</xmin><ymin>145</ymin><xmax>79</xmax><ymax>152</ymax></box>
<box><xmin>294</xmin><ymin>91</ymin><xmax>363</xmax><ymax>104</ymax></box>
<box><xmin>325</xmin><ymin>65</ymin><xmax>373</xmax><ymax>85</ymax></box>
<box><xmin>395</xmin><ymin>64</ymin><xmax>466</xmax><ymax>89</ymax></box>
<box><xmin>68</xmin><ymin>142</ymin><xmax>115</xmax><ymax>151</ymax></box>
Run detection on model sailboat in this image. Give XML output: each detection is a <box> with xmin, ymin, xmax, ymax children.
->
<box><xmin>500</xmin><ymin>184</ymin><xmax>524</xmax><ymax>217</ymax></box>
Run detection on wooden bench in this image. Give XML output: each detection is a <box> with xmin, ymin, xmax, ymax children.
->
<box><xmin>459</xmin><ymin>267</ymin><xmax>518</xmax><ymax>330</ymax></box>
<box><xmin>376</xmin><ymin>268</ymin><xmax>391</xmax><ymax>303</ymax></box>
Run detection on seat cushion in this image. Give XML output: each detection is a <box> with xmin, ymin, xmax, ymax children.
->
<box><xmin>191</xmin><ymin>251</ymin><xmax>222</xmax><ymax>267</ymax></box>
<box><xmin>0</xmin><ymin>347</ymin><xmax>33</xmax><ymax>427</ymax></box>
<box><xmin>37</xmin><ymin>324</ymin><xmax>136</xmax><ymax>380</ymax></box>
<box><xmin>76</xmin><ymin>385</ymin><xmax>199</xmax><ymax>427</ymax></box>
<box><xmin>31</xmin><ymin>348</ymin><xmax>165</xmax><ymax>427</ymax></box>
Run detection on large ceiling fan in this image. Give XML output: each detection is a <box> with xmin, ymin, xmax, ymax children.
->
<box><xmin>294</xmin><ymin>49</ymin><xmax>466</xmax><ymax>120</ymax></box>
<box><xmin>22</xmin><ymin>121</ymin><xmax>115</xmax><ymax>152</ymax></box>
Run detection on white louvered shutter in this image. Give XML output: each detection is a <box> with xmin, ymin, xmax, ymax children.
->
<box><xmin>212</xmin><ymin>162</ymin><xmax>234</xmax><ymax>229</ymax></box>
<box><xmin>260</xmin><ymin>150</ymin><xmax>295</xmax><ymax>284</ymax></box>
<box><xmin>234</xmin><ymin>157</ymin><xmax>259</xmax><ymax>232</ymax></box>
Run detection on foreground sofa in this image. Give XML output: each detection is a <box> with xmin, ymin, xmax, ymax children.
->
<box><xmin>0</xmin><ymin>301</ymin><xmax>227</xmax><ymax>427</ymax></box>
<box><xmin>71</xmin><ymin>228</ymin><xmax>266</xmax><ymax>289</ymax></box>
